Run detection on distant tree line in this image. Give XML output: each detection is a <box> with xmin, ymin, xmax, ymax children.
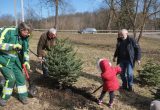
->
<box><xmin>1</xmin><ymin>7</ymin><xmax>160</xmax><ymax>30</ymax></box>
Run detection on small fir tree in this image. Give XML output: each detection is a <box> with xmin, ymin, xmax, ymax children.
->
<box><xmin>152</xmin><ymin>87</ymin><xmax>160</xmax><ymax>99</ymax></box>
<box><xmin>45</xmin><ymin>38</ymin><xmax>82</xmax><ymax>86</ymax></box>
<box><xmin>139</xmin><ymin>60</ymin><xmax>160</xmax><ymax>99</ymax></box>
<box><xmin>139</xmin><ymin>60</ymin><xmax>160</xmax><ymax>86</ymax></box>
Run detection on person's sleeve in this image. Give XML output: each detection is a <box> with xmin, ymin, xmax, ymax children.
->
<box><xmin>23</xmin><ymin>38</ymin><xmax>29</xmax><ymax>62</ymax></box>
<box><xmin>114</xmin><ymin>38</ymin><xmax>119</xmax><ymax>58</ymax></box>
<box><xmin>101</xmin><ymin>72</ymin><xmax>113</xmax><ymax>81</ymax></box>
<box><xmin>132</xmin><ymin>38</ymin><xmax>141</xmax><ymax>61</ymax></box>
<box><xmin>37</xmin><ymin>35</ymin><xmax>46</xmax><ymax>57</ymax></box>
<box><xmin>114</xmin><ymin>46</ymin><xmax>118</xmax><ymax>58</ymax></box>
<box><xmin>0</xmin><ymin>31</ymin><xmax>14</xmax><ymax>51</ymax></box>
<box><xmin>114</xmin><ymin>66</ymin><xmax>122</xmax><ymax>75</ymax></box>
<box><xmin>0</xmin><ymin>43</ymin><xmax>14</xmax><ymax>51</ymax></box>
<box><xmin>101</xmin><ymin>73</ymin><xmax>106</xmax><ymax>80</ymax></box>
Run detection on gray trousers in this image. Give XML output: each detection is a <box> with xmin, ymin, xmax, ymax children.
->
<box><xmin>42</xmin><ymin>58</ymin><xmax>49</xmax><ymax>76</ymax></box>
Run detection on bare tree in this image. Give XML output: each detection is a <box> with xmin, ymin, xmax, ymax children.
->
<box><xmin>104</xmin><ymin>0</ymin><xmax>122</xmax><ymax>30</ymax></box>
<box><xmin>25</xmin><ymin>7</ymin><xmax>41</xmax><ymax>28</ymax></box>
<box><xmin>55</xmin><ymin>0</ymin><xmax>58</xmax><ymax>29</ymax></box>
<box><xmin>122</xmin><ymin>0</ymin><xmax>160</xmax><ymax>42</ymax></box>
<box><xmin>104</xmin><ymin>0</ymin><xmax>115</xmax><ymax>30</ymax></box>
<box><xmin>137</xmin><ymin>0</ymin><xmax>160</xmax><ymax>42</ymax></box>
<box><xmin>0</xmin><ymin>14</ymin><xmax>14</xmax><ymax>26</ymax></box>
<box><xmin>40</xmin><ymin>0</ymin><xmax>68</xmax><ymax>29</ymax></box>
<box><xmin>122</xmin><ymin>0</ymin><xmax>139</xmax><ymax>38</ymax></box>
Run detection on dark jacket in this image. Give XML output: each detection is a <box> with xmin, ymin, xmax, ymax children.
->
<box><xmin>114</xmin><ymin>36</ymin><xmax>141</xmax><ymax>67</ymax></box>
<box><xmin>37</xmin><ymin>31</ymin><xmax>56</xmax><ymax>57</ymax></box>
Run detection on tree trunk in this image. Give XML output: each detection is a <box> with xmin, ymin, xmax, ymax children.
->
<box><xmin>55</xmin><ymin>0</ymin><xmax>58</xmax><ymax>29</ymax></box>
<box><xmin>133</xmin><ymin>28</ymin><xmax>136</xmax><ymax>38</ymax></box>
<box><xmin>137</xmin><ymin>0</ymin><xmax>149</xmax><ymax>42</ymax></box>
<box><xmin>137</xmin><ymin>17</ymin><xmax>146</xmax><ymax>42</ymax></box>
<box><xmin>106</xmin><ymin>10</ymin><xmax>114</xmax><ymax>30</ymax></box>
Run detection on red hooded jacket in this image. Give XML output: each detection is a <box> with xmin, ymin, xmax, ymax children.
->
<box><xmin>99</xmin><ymin>59</ymin><xmax>121</xmax><ymax>91</ymax></box>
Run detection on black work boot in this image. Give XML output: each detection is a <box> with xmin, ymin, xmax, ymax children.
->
<box><xmin>19</xmin><ymin>98</ymin><xmax>29</xmax><ymax>105</ymax></box>
<box><xmin>43</xmin><ymin>74</ymin><xmax>49</xmax><ymax>78</ymax></box>
<box><xmin>120</xmin><ymin>85</ymin><xmax>128</xmax><ymax>91</ymax></box>
<box><xmin>128</xmin><ymin>86</ymin><xmax>133</xmax><ymax>92</ymax></box>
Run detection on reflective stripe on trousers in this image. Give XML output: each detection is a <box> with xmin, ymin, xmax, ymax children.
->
<box><xmin>2</xmin><ymin>80</ymin><xmax>13</xmax><ymax>99</ymax></box>
<box><xmin>17</xmin><ymin>85</ymin><xmax>27</xmax><ymax>94</ymax></box>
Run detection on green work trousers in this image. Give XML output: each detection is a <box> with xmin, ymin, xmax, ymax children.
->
<box><xmin>0</xmin><ymin>57</ymin><xmax>28</xmax><ymax>101</ymax></box>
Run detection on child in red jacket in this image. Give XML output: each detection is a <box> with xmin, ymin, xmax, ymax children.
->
<box><xmin>97</xmin><ymin>58</ymin><xmax>121</xmax><ymax>108</ymax></box>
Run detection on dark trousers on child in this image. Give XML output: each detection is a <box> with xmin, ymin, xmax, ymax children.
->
<box><xmin>99</xmin><ymin>91</ymin><xmax>114</xmax><ymax>104</ymax></box>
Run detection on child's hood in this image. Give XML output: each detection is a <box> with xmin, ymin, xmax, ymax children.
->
<box><xmin>99</xmin><ymin>59</ymin><xmax>111</xmax><ymax>73</ymax></box>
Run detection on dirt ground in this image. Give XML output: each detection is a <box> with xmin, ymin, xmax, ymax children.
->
<box><xmin>0</xmin><ymin>32</ymin><xmax>160</xmax><ymax>110</ymax></box>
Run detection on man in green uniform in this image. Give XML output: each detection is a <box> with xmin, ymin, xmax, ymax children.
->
<box><xmin>0</xmin><ymin>22</ymin><xmax>31</xmax><ymax>106</ymax></box>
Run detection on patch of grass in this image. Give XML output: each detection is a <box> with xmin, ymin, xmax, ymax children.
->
<box><xmin>29</xmin><ymin>32</ymin><xmax>160</xmax><ymax>110</ymax></box>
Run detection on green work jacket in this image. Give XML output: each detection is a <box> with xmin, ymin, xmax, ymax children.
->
<box><xmin>0</xmin><ymin>27</ymin><xmax>29</xmax><ymax>69</ymax></box>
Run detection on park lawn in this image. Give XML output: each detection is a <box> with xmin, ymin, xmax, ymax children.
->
<box><xmin>28</xmin><ymin>31</ymin><xmax>160</xmax><ymax>110</ymax></box>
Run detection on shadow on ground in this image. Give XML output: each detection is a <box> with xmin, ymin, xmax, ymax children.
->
<box><xmin>28</xmin><ymin>60</ymin><xmax>153</xmax><ymax>110</ymax></box>
<box><xmin>81</xmin><ymin>72</ymin><xmax>102</xmax><ymax>83</ymax></box>
<box><xmin>117</xmin><ymin>88</ymin><xmax>152</xmax><ymax>110</ymax></box>
<box><xmin>32</xmin><ymin>75</ymin><xmax>101</xmax><ymax>109</ymax></box>
<box><xmin>29</xmin><ymin>60</ymin><xmax>102</xmax><ymax>109</ymax></box>
<box><xmin>81</xmin><ymin>72</ymin><xmax>153</xmax><ymax>110</ymax></box>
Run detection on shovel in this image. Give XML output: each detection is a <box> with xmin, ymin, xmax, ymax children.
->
<box><xmin>91</xmin><ymin>84</ymin><xmax>103</xmax><ymax>94</ymax></box>
<box><xmin>22</xmin><ymin>64</ymin><xmax>38</xmax><ymax>97</ymax></box>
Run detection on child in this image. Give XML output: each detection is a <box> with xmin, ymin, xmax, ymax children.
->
<box><xmin>97</xmin><ymin>58</ymin><xmax>121</xmax><ymax>108</ymax></box>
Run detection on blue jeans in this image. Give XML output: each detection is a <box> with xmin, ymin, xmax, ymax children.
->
<box><xmin>120</xmin><ymin>60</ymin><xmax>133</xmax><ymax>89</ymax></box>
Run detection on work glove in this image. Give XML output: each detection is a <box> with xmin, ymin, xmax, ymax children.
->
<box><xmin>38</xmin><ymin>57</ymin><xmax>45</xmax><ymax>64</ymax></box>
<box><xmin>137</xmin><ymin>60</ymin><xmax>141</xmax><ymax>65</ymax></box>
<box><xmin>24</xmin><ymin>62</ymin><xmax>30</xmax><ymax>70</ymax></box>
<box><xmin>13</xmin><ymin>44</ymin><xmax>22</xmax><ymax>50</ymax></box>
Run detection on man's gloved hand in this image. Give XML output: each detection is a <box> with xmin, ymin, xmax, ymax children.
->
<box><xmin>137</xmin><ymin>60</ymin><xmax>141</xmax><ymax>65</ymax></box>
<box><xmin>13</xmin><ymin>44</ymin><xmax>22</xmax><ymax>50</ymax></box>
<box><xmin>24</xmin><ymin>62</ymin><xmax>30</xmax><ymax>70</ymax></box>
<box><xmin>38</xmin><ymin>57</ymin><xmax>44</xmax><ymax>64</ymax></box>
